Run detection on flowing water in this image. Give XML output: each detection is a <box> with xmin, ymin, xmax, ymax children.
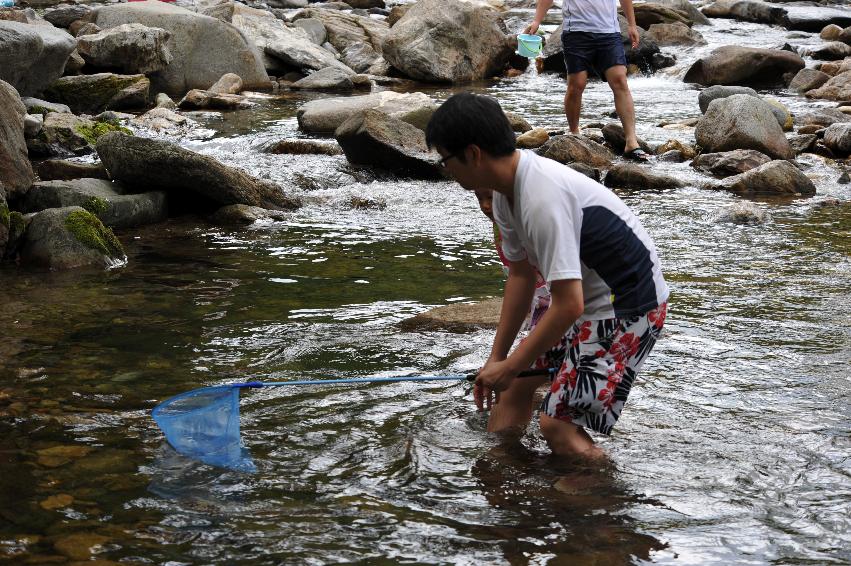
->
<box><xmin>1</xmin><ymin>8</ymin><xmax>850</xmax><ymax>565</ymax></box>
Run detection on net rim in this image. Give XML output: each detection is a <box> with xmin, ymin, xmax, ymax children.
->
<box><xmin>152</xmin><ymin>385</ymin><xmax>237</xmax><ymax>421</ymax></box>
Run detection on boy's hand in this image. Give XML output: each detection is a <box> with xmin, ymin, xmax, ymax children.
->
<box><xmin>473</xmin><ymin>359</ymin><xmax>518</xmax><ymax>411</ymax></box>
<box><xmin>628</xmin><ymin>25</ymin><xmax>640</xmax><ymax>49</ymax></box>
<box><xmin>524</xmin><ymin>21</ymin><xmax>540</xmax><ymax>35</ymax></box>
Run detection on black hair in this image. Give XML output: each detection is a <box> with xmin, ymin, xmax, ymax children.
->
<box><xmin>425</xmin><ymin>92</ymin><xmax>516</xmax><ymax>160</ymax></box>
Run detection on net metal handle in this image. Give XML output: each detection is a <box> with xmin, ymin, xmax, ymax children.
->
<box><xmin>232</xmin><ymin>368</ymin><xmax>554</xmax><ymax>389</ymax></box>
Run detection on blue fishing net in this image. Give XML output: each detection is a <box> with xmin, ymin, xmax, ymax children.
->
<box><xmin>152</xmin><ymin>386</ymin><xmax>256</xmax><ymax>472</ymax></box>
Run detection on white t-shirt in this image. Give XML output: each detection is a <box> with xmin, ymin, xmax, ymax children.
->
<box><xmin>562</xmin><ymin>0</ymin><xmax>621</xmax><ymax>34</ymax></box>
<box><xmin>492</xmin><ymin>150</ymin><xmax>670</xmax><ymax>321</ymax></box>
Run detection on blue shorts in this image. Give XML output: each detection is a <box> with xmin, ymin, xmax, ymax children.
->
<box><xmin>561</xmin><ymin>30</ymin><xmax>627</xmax><ymax>77</ymax></box>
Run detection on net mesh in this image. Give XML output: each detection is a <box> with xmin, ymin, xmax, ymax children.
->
<box><xmin>152</xmin><ymin>386</ymin><xmax>255</xmax><ymax>471</ymax></box>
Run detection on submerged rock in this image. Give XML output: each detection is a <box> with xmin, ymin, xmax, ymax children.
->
<box><xmin>210</xmin><ymin>204</ymin><xmax>289</xmax><ymax>224</ymax></box>
<box><xmin>695</xmin><ymin>95</ymin><xmax>793</xmax><ymax>160</ymax></box>
<box><xmin>20</xmin><ymin>206</ymin><xmax>126</xmax><ymax>270</ymax></box>
<box><xmin>714</xmin><ymin>201</ymin><xmax>770</xmax><ymax>224</ymax></box>
<box><xmin>96</xmin><ymin>132</ymin><xmax>301</xmax><ymax>211</ymax></box>
<box><xmin>263</xmin><ymin>139</ymin><xmax>342</xmax><ymax>155</ymax></box>
<box><xmin>398</xmin><ymin>297</ymin><xmax>502</xmax><ymax>333</ymax></box>
<box><xmin>335</xmin><ymin>109</ymin><xmax>442</xmax><ymax>179</ymax></box>
<box><xmin>382</xmin><ymin>0</ymin><xmax>512</xmax><ymax>83</ymax></box>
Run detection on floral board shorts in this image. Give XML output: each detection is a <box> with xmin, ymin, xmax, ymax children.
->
<box><xmin>531</xmin><ymin>302</ymin><xmax>668</xmax><ymax>435</ymax></box>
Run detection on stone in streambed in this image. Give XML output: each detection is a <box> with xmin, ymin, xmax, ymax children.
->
<box><xmin>263</xmin><ymin>139</ymin><xmax>342</xmax><ymax>155</ymax></box>
<box><xmin>684</xmin><ymin>46</ymin><xmax>804</xmax><ymax>88</ymax></box>
<box><xmin>0</xmin><ymin>21</ymin><xmax>76</xmax><ymax>97</ymax></box>
<box><xmin>76</xmin><ymin>24</ymin><xmax>172</xmax><ymax>75</ymax></box>
<box><xmin>601</xmin><ymin>123</ymin><xmax>652</xmax><ymax>154</ymax></box>
<box><xmin>789</xmin><ymin>68</ymin><xmax>831</xmax><ymax>93</ymax></box>
<box><xmin>536</xmin><ymin>135</ymin><xmax>614</xmax><ymax>169</ymax></box>
<box><xmin>36</xmin><ymin>159</ymin><xmax>109</xmax><ymax>181</ymax></box>
<box><xmin>96</xmin><ymin>132</ymin><xmax>301</xmax><ymax>211</ymax></box>
<box><xmin>43</xmin><ymin>73</ymin><xmax>150</xmax><ymax>114</ymax></box>
<box><xmin>53</xmin><ymin>532</ymin><xmax>110</xmax><ymax>561</ymax></box>
<box><xmin>399</xmin><ymin>297</ymin><xmax>503</xmax><ymax>333</ymax></box>
<box><xmin>208</xmin><ymin>73</ymin><xmax>243</xmax><ymax>94</ymax></box>
<box><xmin>695</xmin><ymin>95</ymin><xmax>794</xmax><ymax>160</ymax></box>
<box><xmin>177</xmin><ymin>89</ymin><xmax>252</xmax><ymax>110</ymax></box>
<box><xmin>20</xmin><ymin>178</ymin><xmax>167</xmax><ymax>229</ymax></box>
<box><xmin>297</xmin><ymin>91</ymin><xmax>434</xmax><ymax>134</ymax></box>
<box><xmin>714</xmin><ymin>201</ymin><xmax>770</xmax><ymax>224</ymax></box>
<box><xmin>806</xmin><ymin>70</ymin><xmax>851</xmax><ymax>101</ymax></box>
<box><xmin>291</xmin><ymin>66</ymin><xmax>356</xmax><ymax>90</ymax></box>
<box><xmin>0</xmin><ymin>79</ymin><xmax>35</xmax><ymax>198</ymax></box>
<box><xmin>209</xmin><ymin>204</ymin><xmax>289</xmax><ymax>225</ymax></box>
<box><xmin>691</xmin><ymin>149</ymin><xmax>772</xmax><ymax>178</ymax></box>
<box><xmin>823</xmin><ymin>123</ymin><xmax>851</xmax><ymax>156</ymax></box>
<box><xmin>516</xmin><ymin>128</ymin><xmax>549</xmax><ymax>149</ymax></box>
<box><xmin>707</xmin><ymin>160</ymin><xmax>816</xmax><ymax>197</ymax></box>
<box><xmin>603</xmin><ymin>163</ymin><xmax>684</xmax><ymax>190</ymax></box>
<box><xmin>334</xmin><ymin>109</ymin><xmax>442</xmax><ymax>179</ymax></box>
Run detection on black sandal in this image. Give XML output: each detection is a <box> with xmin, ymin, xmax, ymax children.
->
<box><xmin>623</xmin><ymin>148</ymin><xmax>651</xmax><ymax>162</ymax></box>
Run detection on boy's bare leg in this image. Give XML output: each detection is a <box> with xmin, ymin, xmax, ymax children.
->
<box><xmin>604</xmin><ymin>64</ymin><xmax>640</xmax><ymax>152</ymax></box>
<box><xmin>565</xmin><ymin>71</ymin><xmax>588</xmax><ymax>135</ymax></box>
<box><xmin>539</xmin><ymin>413</ymin><xmax>606</xmax><ymax>460</ymax></box>
<box><xmin>487</xmin><ymin>375</ymin><xmax>548</xmax><ymax>432</ymax></box>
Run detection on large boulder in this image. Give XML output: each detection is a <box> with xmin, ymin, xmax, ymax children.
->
<box><xmin>231</xmin><ymin>5</ymin><xmax>351</xmax><ymax>74</ymax></box>
<box><xmin>76</xmin><ymin>23</ymin><xmax>172</xmax><ymax>75</ymax></box>
<box><xmin>0</xmin><ymin>20</ymin><xmax>76</xmax><ymax>96</ymax></box>
<box><xmin>20</xmin><ymin>206</ymin><xmax>126</xmax><ymax>270</ymax></box>
<box><xmin>709</xmin><ymin>160</ymin><xmax>816</xmax><ymax>197</ymax></box>
<box><xmin>334</xmin><ymin>110</ymin><xmax>442</xmax><ymax>179</ymax></box>
<box><xmin>698</xmin><ymin>85</ymin><xmax>758</xmax><ymax>113</ymax></box>
<box><xmin>823</xmin><ymin>123</ymin><xmax>851</xmax><ymax>156</ymax></box>
<box><xmin>19</xmin><ymin>178</ymin><xmax>167</xmax><ymax>229</ymax></box>
<box><xmin>44</xmin><ymin>4</ymin><xmax>93</xmax><ymax>28</ymax></box>
<box><xmin>0</xmin><ymin>79</ymin><xmax>35</xmax><ymax>198</ymax></box>
<box><xmin>654</xmin><ymin>0</ymin><xmax>711</xmax><ymax>26</ymax></box>
<box><xmin>536</xmin><ymin>135</ymin><xmax>614</xmax><ymax>168</ymax></box>
<box><xmin>684</xmin><ymin>46</ymin><xmax>805</xmax><ymax>87</ymax></box>
<box><xmin>646</xmin><ymin>22</ymin><xmax>706</xmax><ymax>46</ymax></box>
<box><xmin>95</xmin><ymin>132</ymin><xmax>301</xmax><ymax>210</ymax></box>
<box><xmin>382</xmin><ymin>0</ymin><xmax>512</xmax><ymax>82</ymax></box>
<box><xmin>632</xmin><ymin>3</ymin><xmax>693</xmax><ymax>29</ymax></box>
<box><xmin>700</xmin><ymin>0</ymin><xmax>786</xmax><ymax>26</ymax></box>
<box><xmin>696</xmin><ymin>95</ymin><xmax>793</xmax><ymax>160</ymax></box>
<box><xmin>92</xmin><ymin>1</ymin><xmax>269</xmax><ymax>95</ymax></box>
<box><xmin>298</xmin><ymin>8</ymin><xmax>389</xmax><ymax>68</ymax></box>
<box><xmin>691</xmin><ymin>149</ymin><xmax>772</xmax><ymax>178</ymax></box>
<box><xmin>806</xmin><ymin>70</ymin><xmax>851</xmax><ymax>101</ymax></box>
<box><xmin>782</xmin><ymin>6</ymin><xmax>851</xmax><ymax>33</ymax></box>
<box><xmin>603</xmin><ymin>163</ymin><xmax>684</xmax><ymax>190</ymax></box>
<box><xmin>43</xmin><ymin>73</ymin><xmax>149</xmax><ymax>114</ymax></box>
<box><xmin>297</xmin><ymin>91</ymin><xmax>434</xmax><ymax>134</ymax></box>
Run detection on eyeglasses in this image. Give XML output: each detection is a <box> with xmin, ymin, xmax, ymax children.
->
<box><xmin>438</xmin><ymin>152</ymin><xmax>461</xmax><ymax>168</ymax></box>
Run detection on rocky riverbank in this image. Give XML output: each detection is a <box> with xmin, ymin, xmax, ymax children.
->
<box><xmin>1</xmin><ymin>0</ymin><xmax>850</xmax><ymax>276</ymax></box>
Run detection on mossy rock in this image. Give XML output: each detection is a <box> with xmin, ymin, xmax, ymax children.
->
<box><xmin>43</xmin><ymin>73</ymin><xmax>149</xmax><ymax>114</ymax></box>
<box><xmin>0</xmin><ymin>201</ymin><xmax>9</xmax><ymax>229</ymax></box>
<box><xmin>74</xmin><ymin>121</ymin><xmax>132</xmax><ymax>147</ymax></box>
<box><xmin>64</xmin><ymin>209</ymin><xmax>124</xmax><ymax>257</ymax></box>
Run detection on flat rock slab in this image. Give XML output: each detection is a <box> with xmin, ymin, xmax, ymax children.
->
<box><xmin>604</xmin><ymin>163</ymin><xmax>684</xmax><ymax>190</ymax></box>
<box><xmin>297</xmin><ymin>91</ymin><xmax>434</xmax><ymax>134</ymax></box>
<box><xmin>709</xmin><ymin>160</ymin><xmax>816</xmax><ymax>197</ymax></box>
<box><xmin>43</xmin><ymin>73</ymin><xmax>150</xmax><ymax>114</ymax></box>
<box><xmin>36</xmin><ymin>159</ymin><xmax>109</xmax><ymax>181</ymax></box>
<box><xmin>398</xmin><ymin>298</ymin><xmax>503</xmax><ymax>333</ymax></box>
<box><xmin>20</xmin><ymin>178</ymin><xmax>167</xmax><ymax>229</ymax></box>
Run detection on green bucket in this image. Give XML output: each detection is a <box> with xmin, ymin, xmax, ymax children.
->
<box><xmin>516</xmin><ymin>34</ymin><xmax>543</xmax><ymax>58</ymax></box>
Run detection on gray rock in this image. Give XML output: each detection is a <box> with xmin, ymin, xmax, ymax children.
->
<box><xmin>36</xmin><ymin>159</ymin><xmax>109</xmax><ymax>181</ymax></box>
<box><xmin>658</xmin><ymin>149</ymin><xmax>686</xmax><ymax>162</ymax></box>
<box><xmin>646</xmin><ymin>22</ymin><xmax>706</xmax><ymax>46</ymax></box>
<box><xmin>692</xmin><ymin>149</ymin><xmax>773</xmax><ymax>178</ymax></box>
<box><xmin>44</xmin><ymin>4</ymin><xmax>92</xmax><ymax>28</ymax></box>
<box><xmin>96</xmin><ymin>132</ymin><xmax>301</xmax><ymax>210</ymax></box>
<box><xmin>64</xmin><ymin>49</ymin><xmax>85</xmax><ymax>74</ymax></box>
<box><xmin>209</xmin><ymin>204</ymin><xmax>289</xmax><ymax>224</ymax></box>
<box><xmin>26</xmin><ymin>112</ymin><xmax>126</xmax><ymax>158</ymax></box>
<box><xmin>714</xmin><ymin>201</ymin><xmax>770</xmax><ymax>224</ymax></box>
<box><xmin>21</xmin><ymin>97</ymin><xmax>71</xmax><ymax>115</ymax></box>
<box><xmin>655</xmin><ymin>0</ymin><xmax>711</xmax><ymax>26</ymax></box>
<box><xmin>782</xmin><ymin>6</ymin><xmax>851</xmax><ymax>33</ymax></box>
<box><xmin>0</xmin><ymin>20</ymin><xmax>76</xmax><ymax>97</ymax></box>
<box><xmin>632</xmin><ymin>3</ymin><xmax>693</xmax><ymax>28</ymax></box>
<box><xmin>795</xmin><ymin>107</ymin><xmax>851</xmax><ymax>128</ymax></box>
<box><xmin>334</xmin><ymin>109</ymin><xmax>442</xmax><ymax>179</ymax></box>
<box><xmin>808</xmin><ymin>41</ymin><xmax>851</xmax><ymax>61</ymax></box>
<box><xmin>208</xmin><ymin>72</ymin><xmax>242</xmax><ymax>94</ymax></box>
<box><xmin>342</xmin><ymin>0</ymin><xmax>385</xmax><ymax>8</ymax></box>
<box><xmin>263</xmin><ymin>139</ymin><xmax>342</xmax><ymax>155</ymax></box>
<box><xmin>155</xmin><ymin>92</ymin><xmax>176</xmax><ymax>109</ymax></box>
<box><xmin>0</xmin><ymin>79</ymin><xmax>35</xmax><ymax>197</ymax></box>
<box><xmin>398</xmin><ymin>297</ymin><xmax>502</xmax><ymax>333</ymax></box>
<box><xmin>695</xmin><ymin>94</ymin><xmax>794</xmax><ymax>160</ymax></box>
<box><xmin>698</xmin><ymin>85</ymin><xmax>758</xmax><ymax>113</ymax></box>
<box><xmin>710</xmin><ymin>160</ymin><xmax>816</xmax><ymax>197</ymax></box>
<box><xmin>684</xmin><ymin>46</ymin><xmax>805</xmax><ymax>87</ymax></box>
<box><xmin>23</xmin><ymin>112</ymin><xmax>43</xmax><ymax>138</ymax></box>
<box><xmin>297</xmin><ymin>91</ymin><xmax>434</xmax><ymax>134</ymax></box>
<box><xmin>823</xmin><ymin>123</ymin><xmax>851</xmax><ymax>156</ymax></box>
<box><xmin>840</xmin><ymin>26</ymin><xmax>851</xmax><ymax>45</ymax></box>
<box><xmin>76</xmin><ymin>23</ymin><xmax>172</xmax><ymax>75</ymax></box>
<box><xmin>132</xmin><ymin>106</ymin><xmax>194</xmax><ymax>133</ymax></box>
<box><xmin>382</xmin><ymin>0</ymin><xmax>512</xmax><ymax>82</ymax></box>
<box><xmin>20</xmin><ymin>178</ymin><xmax>167</xmax><ymax>229</ymax></box>
<box><xmin>787</xmin><ymin>133</ymin><xmax>818</xmax><ymax>155</ymax></box>
<box><xmin>72</xmin><ymin>22</ymin><xmax>101</xmax><ymax>37</ymax></box>
<box><xmin>232</xmin><ymin>5</ymin><xmax>351</xmax><ymax>74</ymax></box>
<box><xmin>266</xmin><ymin>0</ymin><xmax>308</xmax><ymax>7</ymax></box>
<box><xmin>291</xmin><ymin>66</ymin><xmax>355</xmax><ymax>90</ymax></box>
<box><xmin>43</xmin><ymin>73</ymin><xmax>149</xmax><ymax>114</ymax></box>
<box><xmin>293</xmin><ymin>17</ymin><xmax>326</xmax><ymax>45</ymax></box>
<box><xmin>789</xmin><ymin>68</ymin><xmax>831</xmax><ymax>93</ymax></box>
<box><xmin>20</xmin><ymin>206</ymin><xmax>126</xmax><ymax>270</ymax></box>
<box><xmin>299</xmin><ymin>7</ymin><xmax>388</xmax><ymax>59</ymax></box>
<box><xmin>177</xmin><ymin>89</ymin><xmax>252</xmax><ymax>110</ymax></box>
<box><xmin>536</xmin><ymin>135</ymin><xmax>614</xmax><ymax>168</ymax></box>
<box><xmin>806</xmin><ymin>70</ymin><xmax>851</xmax><ymax>101</ymax></box>
<box><xmin>92</xmin><ymin>1</ymin><xmax>269</xmax><ymax>96</ymax></box>
<box><xmin>603</xmin><ymin>163</ymin><xmax>684</xmax><ymax>190</ymax></box>
<box><xmin>340</xmin><ymin>41</ymin><xmax>382</xmax><ymax>74</ymax></box>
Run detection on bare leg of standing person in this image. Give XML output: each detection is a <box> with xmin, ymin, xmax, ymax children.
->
<box><xmin>565</xmin><ymin>71</ymin><xmax>588</xmax><ymax>135</ymax></box>
<box><xmin>604</xmin><ymin>64</ymin><xmax>641</xmax><ymax>153</ymax></box>
<box><xmin>539</xmin><ymin>413</ymin><xmax>606</xmax><ymax>460</ymax></box>
<box><xmin>487</xmin><ymin>375</ymin><xmax>548</xmax><ymax>432</ymax></box>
